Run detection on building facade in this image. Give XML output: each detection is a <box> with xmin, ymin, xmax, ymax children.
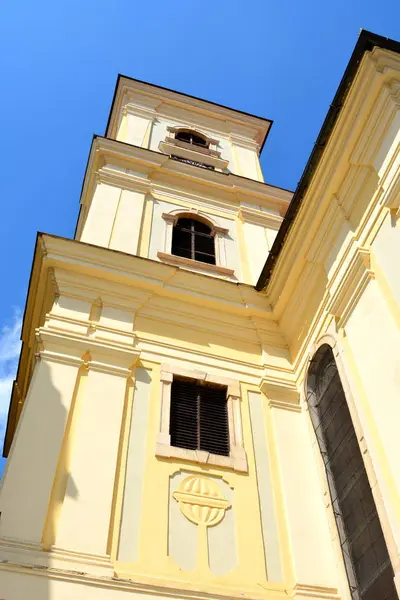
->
<box><xmin>0</xmin><ymin>29</ymin><xmax>400</xmax><ymax>600</ymax></box>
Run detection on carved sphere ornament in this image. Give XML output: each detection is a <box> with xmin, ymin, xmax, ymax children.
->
<box><xmin>173</xmin><ymin>475</ymin><xmax>231</xmax><ymax>527</ymax></box>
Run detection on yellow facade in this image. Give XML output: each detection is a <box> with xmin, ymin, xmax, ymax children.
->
<box><xmin>0</xmin><ymin>30</ymin><xmax>400</xmax><ymax>600</ymax></box>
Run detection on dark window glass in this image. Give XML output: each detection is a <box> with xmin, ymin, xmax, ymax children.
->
<box><xmin>175</xmin><ymin>131</ymin><xmax>208</xmax><ymax>148</ymax></box>
<box><xmin>170</xmin><ymin>378</ymin><xmax>229</xmax><ymax>456</ymax></box>
<box><xmin>307</xmin><ymin>345</ymin><xmax>397</xmax><ymax>600</ymax></box>
<box><xmin>172</xmin><ymin>218</ymin><xmax>216</xmax><ymax>265</ymax></box>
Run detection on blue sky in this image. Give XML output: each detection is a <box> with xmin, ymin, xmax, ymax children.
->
<box><xmin>0</xmin><ymin>0</ymin><xmax>399</xmax><ymax>469</ymax></box>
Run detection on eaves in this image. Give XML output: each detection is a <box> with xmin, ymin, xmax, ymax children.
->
<box><xmin>255</xmin><ymin>29</ymin><xmax>400</xmax><ymax>292</ymax></box>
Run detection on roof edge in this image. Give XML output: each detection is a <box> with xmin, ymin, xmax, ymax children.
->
<box><xmin>255</xmin><ymin>29</ymin><xmax>400</xmax><ymax>292</ymax></box>
<box><xmin>104</xmin><ymin>74</ymin><xmax>273</xmax><ymax>155</ymax></box>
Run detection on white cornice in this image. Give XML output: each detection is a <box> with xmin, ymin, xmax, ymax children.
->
<box><xmin>107</xmin><ymin>78</ymin><xmax>272</xmax><ymax>152</ymax></box>
<box><xmin>40</xmin><ymin>234</ymin><xmax>273</xmax><ymax>320</ymax></box>
<box><xmin>259</xmin><ymin>374</ymin><xmax>301</xmax><ymax>412</ymax></box>
<box><xmin>78</xmin><ymin>136</ymin><xmax>291</xmax><ymax>211</ymax></box>
<box><xmin>238</xmin><ymin>206</ymin><xmax>283</xmax><ymax>229</ymax></box>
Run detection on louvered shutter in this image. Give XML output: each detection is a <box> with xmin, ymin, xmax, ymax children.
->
<box><xmin>170</xmin><ymin>378</ymin><xmax>229</xmax><ymax>457</ymax></box>
<box><xmin>199</xmin><ymin>386</ymin><xmax>229</xmax><ymax>456</ymax></box>
<box><xmin>170</xmin><ymin>379</ymin><xmax>199</xmax><ymax>450</ymax></box>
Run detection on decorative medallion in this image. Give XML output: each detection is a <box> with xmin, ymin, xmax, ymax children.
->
<box><xmin>173</xmin><ymin>475</ymin><xmax>231</xmax><ymax>527</ymax></box>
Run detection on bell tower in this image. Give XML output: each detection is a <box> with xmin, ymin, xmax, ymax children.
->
<box><xmin>0</xmin><ymin>77</ymin><xmax>340</xmax><ymax>600</ymax></box>
<box><xmin>74</xmin><ymin>76</ymin><xmax>291</xmax><ymax>285</ymax></box>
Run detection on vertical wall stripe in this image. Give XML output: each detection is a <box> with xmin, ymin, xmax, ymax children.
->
<box><xmin>248</xmin><ymin>391</ymin><xmax>283</xmax><ymax>581</ymax></box>
<box><xmin>207</xmin><ymin>479</ymin><xmax>237</xmax><ymax>575</ymax></box>
<box><xmin>118</xmin><ymin>368</ymin><xmax>152</xmax><ymax>562</ymax></box>
<box><xmin>168</xmin><ymin>471</ymin><xmax>197</xmax><ymax>571</ymax></box>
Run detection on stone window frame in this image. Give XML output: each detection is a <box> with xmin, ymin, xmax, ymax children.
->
<box><xmin>157</xmin><ymin>209</ymin><xmax>235</xmax><ymax>277</ymax></box>
<box><xmin>155</xmin><ymin>364</ymin><xmax>248</xmax><ymax>472</ymax></box>
<box><xmin>158</xmin><ymin>127</ymin><xmax>230</xmax><ymax>171</ymax></box>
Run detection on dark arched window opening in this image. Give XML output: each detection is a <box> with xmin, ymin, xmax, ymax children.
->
<box><xmin>172</xmin><ymin>218</ymin><xmax>215</xmax><ymax>265</ymax></box>
<box><xmin>307</xmin><ymin>345</ymin><xmax>396</xmax><ymax>600</ymax></box>
<box><xmin>175</xmin><ymin>130</ymin><xmax>208</xmax><ymax>148</ymax></box>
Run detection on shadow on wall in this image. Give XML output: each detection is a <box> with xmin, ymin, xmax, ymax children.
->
<box><xmin>0</xmin><ymin>357</ymin><xmax>81</xmax><ymax>600</ymax></box>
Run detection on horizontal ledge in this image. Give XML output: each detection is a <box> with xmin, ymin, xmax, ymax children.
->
<box><xmin>157</xmin><ymin>252</ymin><xmax>235</xmax><ymax>276</ymax></box>
<box><xmin>155</xmin><ymin>442</ymin><xmax>248</xmax><ymax>472</ymax></box>
<box><xmin>159</xmin><ymin>141</ymin><xmax>229</xmax><ymax>169</ymax></box>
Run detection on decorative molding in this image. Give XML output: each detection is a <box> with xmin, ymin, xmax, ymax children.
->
<box><xmin>35</xmin><ymin>327</ymin><xmax>140</xmax><ymax>377</ymax></box>
<box><xmin>212</xmin><ymin>224</ymin><xmax>229</xmax><ymax>235</ymax></box>
<box><xmin>0</xmin><ymin>555</ymin><xmax>291</xmax><ymax>600</ymax></box>
<box><xmin>326</xmin><ymin>246</ymin><xmax>375</xmax><ymax>328</ymax></box>
<box><xmin>123</xmin><ymin>102</ymin><xmax>158</xmax><ymax>121</ymax></box>
<box><xmin>259</xmin><ymin>375</ymin><xmax>301</xmax><ymax>412</ymax></box>
<box><xmin>157</xmin><ymin>252</ymin><xmax>235</xmax><ymax>277</ymax></box>
<box><xmin>96</xmin><ymin>166</ymin><xmax>151</xmax><ymax>194</ymax></box>
<box><xmin>0</xmin><ymin>537</ymin><xmax>114</xmax><ymax>577</ymax></box>
<box><xmin>173</xmin><ymin>475</ymin><xmax>231</xmax><ymax>527</ymax></box>
<box><xmin>164</xmin><ymin>136</ymin><xmax>221</xmax><ymax>158</ymax></box>
<box><xmin>167</xmin><ymin>126</ymin><xmax>219</xmax><ymax>147</ymax></box>
<box><xmin>238</xmin><ymin>206</ymin><xmax>282</xmax><ymax>229</ymax></box>
<box><xmin>291</xmin><ymin>583</ymin><xmax>340</xmax><ymax>599</ymax></box>
<box><xmin>160</xmin><ymin>209</ymin><xmax>230</xmax><ymax>273</ymax></box>
<box><xmin>229</xmin><ymin>131</ymin><xmax>260</xmax><ymax>152</ymax></box>
<box><xmin>159</xmin><ymin>140</ymin><xmax>229</xmax><ymax>170</ymax></box>
<box><xmin>162</xmin><ymin>209</ymin><xmax>229</xmax><ymax>234</ymax></box>
<box><xmin>379</xmin><ymin>159</ymin><xmax>400</xmax><ymax>213</ymax></box>
<box><xmin>162</xmin><ymin>212</ymin><xmax>179</xmax><ymax>225</ymax></box>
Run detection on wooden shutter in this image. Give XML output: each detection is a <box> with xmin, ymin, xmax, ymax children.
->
<box><xmin>169</xmin><ymin>378</ymin><xmax>229</xmax><ymax>457</ymax></box>
<box><xmin>199</xmin><ymin>386</ymin><xmax>229</xmax><ymax>456</ymax></box>
<box><xmin>170</xmin><ymin>379</ymin><xmax>199</xmax><ymax>450</ymax></box>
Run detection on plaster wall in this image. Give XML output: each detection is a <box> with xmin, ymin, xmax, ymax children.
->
<box><xmin>0</xmin><ymin>357</ymin><xmax>80</xmax><ymax>544</ymax></box>
<box><xmin>344</xmin><ymin>280</ymin><xmax>400</xmax><ymax>544</ymax></box>
<box><xmin>54</xmin><ymin>368</ymin><xmax>128</xmax><ymax>556</ymax></box>
<box><xmin>234</xmin><ymin>144</ymin><xmax>260</xmax><ymax>180</ymax></box>
<box><xmin>80</xmin><ymin>183</ymin><xmax>146</xmax><ymax>255</ymax></box>
<box><xmin>243</xmin><ymin>222</ymin><xmax>271</xmax><ymax>284</ymax></box>
<box><xmin>372</xmin><ymin>211</ymin><xmax>400</xmax><ymax>308</ymax></box>
<box><xmin>270</xmin><ymin>404</ymin><xmax>337</xmax><ymax>587</ymax></box>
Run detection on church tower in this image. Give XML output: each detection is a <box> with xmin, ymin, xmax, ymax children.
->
<box><xmin>1</xmin><ymin>35</ymin><xmax>400</xmax><ymax>600</ymax></box>
<box><xmin>0</xmin><ymin>78</ymin><xmax>299</xmax><ymax>597</ymax></box>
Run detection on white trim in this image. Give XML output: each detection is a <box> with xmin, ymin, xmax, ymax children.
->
<box><xmin>159</xmin><ymin>140</ymin><xmax>229</xmax><ymax>170</ymax></box>
<box><xmin>156</xmin><ymin>364</ymin><xmax>247</xmax><ymax>472</ymax></box>
<box><xmin>161</xmin><ymin>209</ymin><xmax>230</xmax><ymax>271</ymax></box>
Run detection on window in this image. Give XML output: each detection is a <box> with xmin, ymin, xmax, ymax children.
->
<box><xmin>156</xmin><ymin>366</ymin><xmax>247</xmax><ymax>471</ymax></box>
<box><xmin>170</xmin><ymin>378</ymin><xmax>229</xmax><ymax>456</ymax></box>
<box><xmin>172</xmin><ymin>217</ymin><xmax>216</xmax><ymax>265</ymax></box>
<box><xmin>307</xmin><ymin>345</ymin><xmax>396</xmax><ymax>600</ymax></box>
<box><xmin>160</xmin><ymin>128</ymin><xmax>228</xmax><ymax>171</ymax></box>
<box><xmin>175</xmin><ymin>130</ymin><xmax>208</xmax><ymax>148</ymax></box>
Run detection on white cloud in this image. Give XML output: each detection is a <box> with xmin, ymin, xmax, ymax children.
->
<box><xmin>0</xmin><ymin>311</ymin><xmax>22</xmax><ymax>452</ymax></box>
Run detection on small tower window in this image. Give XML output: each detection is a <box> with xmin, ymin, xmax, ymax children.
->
<box><xmin>172</xmin><ymin>217</ymin><xmax>216</xmax><ymax>265</ymax></box>
<box><xmin>175</xmin><ymin>130</ymin><xmax>208</xmax><ymax>148</ymax></box>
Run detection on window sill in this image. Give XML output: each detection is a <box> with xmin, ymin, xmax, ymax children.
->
<box><xmin>156</xmin><ymin>441</ymin><xmax>248</xmax><ymax>473</ymax></box>
<box><xmin>159</xmin><ymin>141</ymin><xmax>229</xmax><ymax>170</ymax></box>
<box><xmin>157</xmin><ymin>252</ymin><xmax>235</xmax><ymax>276</ymax></box>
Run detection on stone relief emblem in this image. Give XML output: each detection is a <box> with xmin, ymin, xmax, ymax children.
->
<box><xmin>173</xmin><ymin>474</ymin><xmax>231</xmax><ymax>527</ymax></box>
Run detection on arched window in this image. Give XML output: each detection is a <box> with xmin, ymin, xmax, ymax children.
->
<box><xmin>172</xmin><ymin>217</ymin><xmax>215</xmax><ymax>265</ymax></box>
<box><xmin>307</xmin><ymin>345</ymin><xmax>396</xmax><ymax>600</ymax></box>
<box><xmin>175</xmin><ymin>130</ymin><xmax>208</xmax><ymax>148</ymax></box>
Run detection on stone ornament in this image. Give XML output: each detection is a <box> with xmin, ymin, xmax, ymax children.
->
<box><xmin>173</xmin><ymin>475</ymin><xmax>231</xmax><ymax>527</ymax></box>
